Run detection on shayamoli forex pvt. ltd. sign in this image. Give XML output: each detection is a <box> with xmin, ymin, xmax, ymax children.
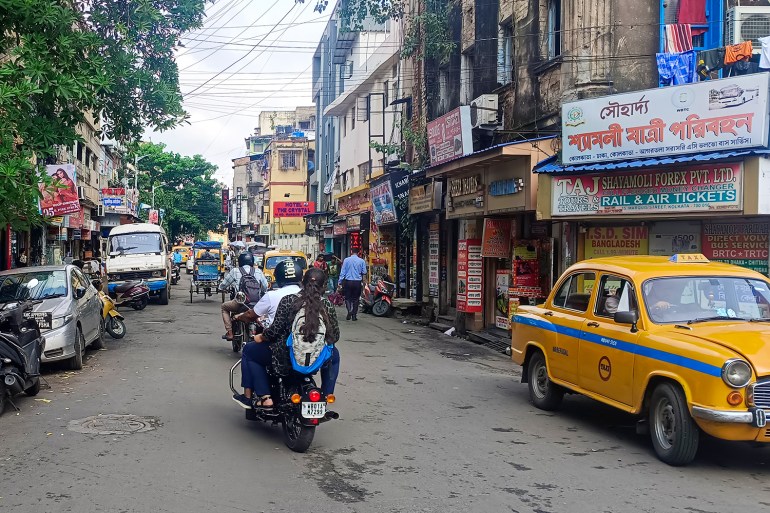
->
<box><xmin>562</xmin><ymin>74</ymin><xmax>770</xmax><ymax>164</ymax></box>
<box><xmin>552</xmin><ymin>163</ymin><xmax>743</xmax><ymax>216</ymax></box>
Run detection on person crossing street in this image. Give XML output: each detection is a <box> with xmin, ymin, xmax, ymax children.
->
<box><xmin>339</xmin><ymin>247</ymin><xmax>367</xmax><ymax>321</ymax></box>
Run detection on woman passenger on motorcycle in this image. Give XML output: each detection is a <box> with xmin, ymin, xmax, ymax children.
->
<box><xmin>233</xmin><ymin>266</ymin><xmax>340</xmax><ymax>409</ymax></box>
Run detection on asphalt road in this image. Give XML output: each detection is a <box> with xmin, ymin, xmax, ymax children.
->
<box><xmin>1</xmin><ymin>274</ymin><xmax>769</xmax><ymax>513</ymax></box>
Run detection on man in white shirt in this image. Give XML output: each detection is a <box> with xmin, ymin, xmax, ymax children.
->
<box><xmin>235</xmin><ymin>259</ymin><xmax>303</xmax><ymax>328</ymax></box>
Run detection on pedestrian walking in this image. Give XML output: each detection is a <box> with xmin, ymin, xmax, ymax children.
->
<box><xmin>339</xmin><ymin>247</ymin><xmax>367</xmax><ymax>321</ymax></box>
<box><xmin>327</xmin><ymin>255</ymin><xmax>341</xmax><ymax>294</ymax></box>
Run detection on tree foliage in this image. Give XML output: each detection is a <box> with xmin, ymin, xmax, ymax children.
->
<box><xmin>304</xmin><ymin>0</ymin><xmax>403</xmax><ymax>30</ymax></box>
<box><xmin>130</xmin><ymin>142</ymin><xmax>225</xmax><ymax>240</ymax></box>
<box><xmin>0</xmin><ymin>0</ymin><xmax>207</xmax><ymax>228</ymax></box>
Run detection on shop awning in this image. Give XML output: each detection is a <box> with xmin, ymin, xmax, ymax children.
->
<box><xmin>426</xmin><ymin>136</ymin><xmax>556</xmax><ymax>178</ymax></box>
<box><xmin>534</xmin><ymin>148</ymin><xmax>770</xmax><ymax>174</ymax></box>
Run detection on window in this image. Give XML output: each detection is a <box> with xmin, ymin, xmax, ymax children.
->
<box><xmin>552</xmin><ymin>272</ymin><xmax>595</xmax><ymax>312</ymax></box>
<box><xmin>497</xmin><ymin>22</ymin><xmax>513</xmax><ymax>85</ymax></box>
<box><xmin>547</xmin><ymin>0</ymin><xmax>561</xmax><ymax>59</ymax></box>
<box><xmin>280</xmin><ymin>151</ymin><xmax>297</xmax><ymax>169</ymax></box>
<box><xmin>299</xmin><ymin>121</ymin><xmax>310</xmax><ymax>130</ymax></box>
<box><xmin>461</xmin><ymin>52</ymin><xmax>475</xmax><ymax>105</ymax></box>
<box><xmin>384</xmin><ymin>80</ymin><xmax>389</xmax><ymax>106</ymax></box>
<box><xmin>351</xmin><ymin>106</ymin><xmax>356</xmax><ymax>130</ymax></box>
<box><xmin>595</xmin><ymin>275</ymin><xmax>637</xmax><ymax>319</ymax></box>
<box><xmin>342</xmin><ymin>116</ymin><xmax>347</xmax><ymax>137</ymax></box>
<box><xmin>357</xmin><ymin>162</ymin><xmax>369</xmax><ymax>183</ymax></box>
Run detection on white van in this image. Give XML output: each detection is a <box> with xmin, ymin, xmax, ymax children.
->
<box><xmin>106</xmin><ymin>223</ymin><xmax>171</xmax><ymax>305</ymax></box>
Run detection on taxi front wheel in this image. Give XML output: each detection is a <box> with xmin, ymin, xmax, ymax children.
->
<box><xmin>649</xmin><ymin>382</ymin><xmax>699</xmax><ymax>466</ymax></box>
<box><xmin>527</xmin><ymin>351</ymin><xmax>564</xmax><ymax>410</ymax></box>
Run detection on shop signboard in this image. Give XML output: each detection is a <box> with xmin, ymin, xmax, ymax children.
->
<box><xmin>323</xmin><ymin>226</ymin><xmax>334</xmax><ymax>238</ymax></box>
<box><xmin>273</xmin><ymin>202</ymin><xmax>315</xmax><ymax>217</ymax></box>
<box><xmin>512</xmin><ymin>241</ymin><xmax>542</xmax><ymax>298</ymax></box>
<box><xmin>222</xmin><ymin>188</ymin><xmax>229</xmax><ymax>216</ymax></box>
<box><xmin>702</xmin><ymin>222</ymin><xmax>769</xmax><ymax>274</ymax></box>
<box><xmin>428</xmin><ymin>224</ymin><xmax>440</xmax><ymax>298</ymax></box>
<box><xmin>39</xmin><ymin>164</ymin><xmax>80</xmax><ymax>216</ymax></box>
<box><xmin>409</xmin><ymin>182</ymin><xmax>438</xmax><ymax>214</ymax></box>
<box><xmin>259</xmin><ymin>224</ymin><xmax>271</xmax><ymax>236</ymax></box>
<box><xmin>346</xmin><ymin>215</ymin><xmax>361</xmax><ymax>232</ymax></box>
<box><xmin>446</xmin><ymin>172</ymin><xmax>484</xmax><ymax>219</ymax></box>
<box><xmin>349</xmin><ymin>231</ymin><xmax>362</xmax><ymax>251</ymax></box>
<box><xmin>336</xmin><ymin>188</ymin><xmax>371</xmax><ymax>216</ymax></box>
<box><xmin>481</xmin><ymin>218</ymin><xmax>512</xmax><ymax>258</ymax></box>
<box><xmin>457</xmin><ymin>239</ymin><xmax>483</xmax><ymax>313</ymax></box>
<box><xmin>562</xmin><ymin>74</ymin><xmax>770</xmax><ymax>165</ymax></box>
<box><xmin>333</xmin><ymin>221</ymin><xmax>347</xmax><ymax>236</ymax></box>
<box><xmin>370</xmin><ymin>177</ymin><xmax>397</xmax><ymax>226</ymax></box>
<box><xmin>552</xmin><ymin>163</ymin><xmax>743</xmax><ymax>216</ymax></box>
<box><xmin>584</xmin><ymin>226</ymin><xmax>649</xmax><ymax>259</ymax></box>
<box><xmin>495</xmin><ymin>270</ymin><xmax>511</xmax><ymax>329</ymax></box>
<box><xmin>390</xmin><ymin>169</ymin><xmax>410</xmax><ymax>223</ymax></box>
<box><xmin>427</xmin><ymin>106</ymin><xmax>473</xmax><ymax>166</ymax></box>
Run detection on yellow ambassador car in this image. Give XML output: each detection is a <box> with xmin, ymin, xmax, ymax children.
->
<box><xmin>511</xmin><ymin>254</ymin><xmax>770</xmax><ymax>466</ymax></box>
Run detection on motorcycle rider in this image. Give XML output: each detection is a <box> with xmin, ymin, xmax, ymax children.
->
<box><xmin>233</xmin><ymin>267</ymin><xmax>341</xmax><ymax>409</ymax></box>
<box><xmin>218</xmin><ymin>252</ymin><xmax>268</xmax><ymax>341</ymax></box>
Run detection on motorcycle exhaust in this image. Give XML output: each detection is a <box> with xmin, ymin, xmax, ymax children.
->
<box><xmin>319</xmin><ymin>410</ymin><xmax>339</xmax><ymax>423</ymax></box>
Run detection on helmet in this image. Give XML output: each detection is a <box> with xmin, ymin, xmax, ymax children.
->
<box><xmin>237</xmin><ymin>252</ymin><xmax>254</xmax><ymax>267</ymax></box>
<box><xmin>274</xmin><ymin>259</ymin><xmax>302</xmax><ymax>286</ymax></box>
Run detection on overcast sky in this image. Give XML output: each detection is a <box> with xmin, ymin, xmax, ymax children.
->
<box><xmin>146</xmin><ymin>0</ymin><xmax>330</xmax><ymax>187</ymax></box>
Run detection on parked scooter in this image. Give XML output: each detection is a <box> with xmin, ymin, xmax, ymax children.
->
<box><xmin>93</xmin><ymin>280</ymin><xmax>126</xmax><ymax>339</ymax></box>
<box><xmin>360</xmin><ymin>276</ymin><xmax>395</xmax><ymax>317</ymax></box>
<box><xmin>0</xmin><ymin>280</ymin><xmax>45</xmax><ymax>416</ymax></box>
<box><xmin>112</xmin><ymin>280</ymin><xmax>151</xmax><ymax>311</ymax></box>
<box><xmin>170</xmin><ymin>265</ymin><xmax>181</xmax><ymax>285</ymax></box>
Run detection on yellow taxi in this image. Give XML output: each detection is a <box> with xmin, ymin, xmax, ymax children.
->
<box><xmin>511</xmin><ymin>254</ymin><xmax>770</xmax><ymax>466</ymax></box>
<box><xmin>260</xmin><ymin>249</ymin><xmax>308</xmax><ymax>287</ymax></box>
<box><xmin>172</xmin><ymin>245</ymin><xmax>192</xmax><ymax>263</ymax></box>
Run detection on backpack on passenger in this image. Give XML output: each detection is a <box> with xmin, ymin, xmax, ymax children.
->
<box><xmin>238</xmin><ymin>266</ymin><xmax>264</xmax><ymax>306</ymax></box>
<box><xmin>286</xmin><ymin>306</ymin><xmax>333</xmax><ymax>374</ymax></box>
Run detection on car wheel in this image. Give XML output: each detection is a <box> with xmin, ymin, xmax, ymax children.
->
<box><xmin>69</xmin><ymin>326</ymin><xmax>85</xmax><ymax>371</ymax></box>
<box><xmin>91</xmin><ymin>320</ymin><xmax>106</xmax><ymax>350</ymax></box>
<box><xmin>527</xmin><ymin>350</ymin><xmax>564</xmax><ymax>410</ymax></box>
<box><xmin>649</xmin><ymin>382</ymin><xmax>699</xmax><ymax>466</ymax></box>
<box><xmin>158</xmin><ymin>286</ymin><xmax>169</xmax><ymax>305</ymax></box>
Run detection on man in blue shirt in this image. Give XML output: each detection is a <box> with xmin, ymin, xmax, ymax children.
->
<box><xmin>172</xmin><ymin>249</ymin><xmax>183</xmax><ymax>265</ymax></box>
<box><xmin>339</xmin><ymin>247</ymin><xmax>367</xmax><ymax>321</ymax></box>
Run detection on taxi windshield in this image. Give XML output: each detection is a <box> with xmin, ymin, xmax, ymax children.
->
<box><xmin>642</xmin><ymin>276</ymin><xmax>770</xmax><ymax>324</ymax></box>
<box><xmin>265</xmin><ymin>256</ymin><xmax>307</xmax><ymax>270</ymax></box>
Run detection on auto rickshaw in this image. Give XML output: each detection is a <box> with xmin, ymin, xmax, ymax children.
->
<box><xmin>190</xmin><ymin>241</ymin><xmax>223</xmax><ymax>302</ymax></box>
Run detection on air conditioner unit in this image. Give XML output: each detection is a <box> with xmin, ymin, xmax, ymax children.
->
<box><xmin>726</xmin><ymin>6</ymin><xmax>770</xmax><ymax>50</ymax></box>
<box><xmin>77</xmin><ymin>186</ymin><xmax>85</xmax><ymax>200</ymax></box>
<box><xmin>97</xmin><ymin>205</ymin><xmax>105</xmax><ymax>217</ymax></box>
<box><xmin>470</xmin><ymin>94</ymin><xmax>499</xmax><ymax>128</ymax></box>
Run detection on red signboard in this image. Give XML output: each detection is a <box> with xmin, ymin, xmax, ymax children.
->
<box><xmin>101</xmin><ymin>188</ymin><xmax>126</xmax><ymax>196</ymax></box>
<box><xmin>457</xmin><ymin>239</ymin><xmax>483</xmax><ymax>313</ymax></box>
<box><xmin>333</xmin><ymin>221</ymin><xmax>347</xmax><ymax>236</ymax></box>
<box><xmin>481</xmin><ymin>218</ymin><xmax>512</xmax><ymax>258</ymax></box>
<box><xmin>273</xmin><ymin>201</ymin><xmax>315</xmax><ymax>217</ymax></box>
<box><xmin>222</xmin><ymin>188</ymin><xmax>229</xmax><ymax>216</ymax></box>
<box><xmin>702</xmin><ymin>222</ymin><xmax>769</xmax><ymax>274</ymax></box>
<box><xmin>349</xmin><ymin>232</ymin><xmax>362</xmax><ymax>251</ymax></box>
<box><xmin>427</xmin><ymin>106</ymin><xmax>474</xmax><ymax>166</ymax></box>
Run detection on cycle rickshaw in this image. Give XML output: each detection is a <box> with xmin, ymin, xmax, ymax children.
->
<box><xmin>190</xmin><ymin>241</ymin><xmax>223</xmax><ymax>302</ymax></box>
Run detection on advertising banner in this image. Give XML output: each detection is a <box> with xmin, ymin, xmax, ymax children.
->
<box><xmin>333</xmin><ymin>221</ymin><xmax>347</xmax><ymax>236</ymax></box>
<box><xmin>562</xmin><ymin>74</ymin><xmax>770</xmax><ymax>164</ymax></box>
<box><xmin>495</xmin><ymin>270</ymin><xmax>511</xmax><ymax>329</ymax></box>
<box><xmin>370</xmin><ymin>178</ymin><xmax>397</xmax><ymax>226</ymax></box>
<box><xmin>457</xmin><ymin>239</ymin><xmax>483</xmax><ymax>313</ymax></box>
<box><xmin>481</xmin><ymin>218</ymin><xmax>512</xmax><ymax>258</ymax></box>
<box><xmin>702</xmin><ymin>222</ymin><xmax>769</xmax><ymax>274</ymax></box>
<box><xmin>149</xmin><ymin>209</ymin><xmax>159</xmax><ymax>224</ymax></box>
<box><xmin>512</xmin><ymin>241</ymin><xmax>542</xmax><ymax>298</ymax></box>
<box><xmin>427</xmin><ymin>106</ymin><xmax>474</xmax><ymax>166</ymax></box>
<box><xmin>552</xmin><ymin>163</ymin><xmax>743</xmax><ymax>216</ymax></box>
<box><xmin>584</xmin><ymin>226</ymin><xmax>649</xmax><ymax>259</ymax></box>
<box><xmin>273</xmin><ymin>201</ymin><xmax>315</xmax><ymax>217</ymax></box>
<box><xmin>649</xmin><ymin>222</ymin><xmax>701</xmax><ymax>256</ymax></box>
<box><xmin>222</xmin><ymin>188</ymin><xmax>229</xmax><ymax>216</ymax></box>
<box><xmin>40</xmin><ymin>164</ymin><xmax>80</xmax><ymax>216</ymax></box>
<box><xmin>428</xmin><ymin>224</ymin><xmax>440</xmax><ymax>297</ymax></box>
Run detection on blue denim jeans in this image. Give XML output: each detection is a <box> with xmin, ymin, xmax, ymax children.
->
<box><xmin>321</xmin><ymin>346</ymin><xmax>341</xmax><ymax>395</ymax></box>
<box><xmin>241</xmin><ymin>342</ymin><xmax>272</xmax><ymax>396</ymax></box>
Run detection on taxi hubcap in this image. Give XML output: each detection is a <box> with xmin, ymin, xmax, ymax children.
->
<box><xmin>654</xmin><ymin>398</ymin><xmax>676</xmax><ymax>449</ymax></box>
<box><xmin>534</xmin><ymin>363</ymin><xmax>548</xmax><ymax>398</ymax></box>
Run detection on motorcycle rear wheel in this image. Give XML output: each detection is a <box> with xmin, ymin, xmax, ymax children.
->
<box><xmin>107</xmin><ymin>317</ymin><xmax>126</xmax><ymax>339</ymax></box>
<box><xmin>282</xmin><ymin>415</ymin><xmax>315</xmax><ymax>453</ymax></box>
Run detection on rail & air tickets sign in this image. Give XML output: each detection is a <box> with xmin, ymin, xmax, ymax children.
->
<box><xmin>552</xmin><ymin>163</ymin><xmax>743</xmax><ymax>216</ymax></box>
<box><xmin>562</xmin><ymin>74</ymin><xmax>770</xmax><ymax>164</ymax></box>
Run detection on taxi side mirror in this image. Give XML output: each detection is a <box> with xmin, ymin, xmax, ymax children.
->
<box><xmin>614</xmin><ymin>310</ymin><xmax>639</xmax><ymax>333</ymax></box>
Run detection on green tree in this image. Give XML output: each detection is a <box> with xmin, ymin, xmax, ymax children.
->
<box><xmin>131</xmin><ymin>142</ymin><xmax>225</xmax><ymax>240</ymax></box>
<box><xmin>0</xmin><ymin>0</ymin><xmax>207</xmax><ymax>228</ymax></box>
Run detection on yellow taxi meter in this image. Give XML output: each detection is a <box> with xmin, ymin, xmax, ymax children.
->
<box><xmin>669</xmin><ymin>253</ymin><xmax>710</xmax><ymax>263</ymax></box>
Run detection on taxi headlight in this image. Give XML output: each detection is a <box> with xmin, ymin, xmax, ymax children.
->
<box><xmin>722</xmin><ymin>359</ymin><xmax>752</xmax><ymax>388</ymax></box>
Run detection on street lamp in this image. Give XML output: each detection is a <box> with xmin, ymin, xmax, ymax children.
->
<box><xmin>151</xmin><ymin>182</ymin><xmax>168</xmax><ymax>209</ymax></box>
<box><xmin>133</xmin><ymin>154</ymin><xmax>151</xmax><ymax>190</ymax></box>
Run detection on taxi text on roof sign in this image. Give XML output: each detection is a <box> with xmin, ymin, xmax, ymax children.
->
<box><xmin>669</xmin><ymin>253</ymin><xmax>710</xmax><ymax>263</ymax></box>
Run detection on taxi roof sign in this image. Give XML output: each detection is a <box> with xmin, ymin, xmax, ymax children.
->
<box><xmin>669</xmin><ymin>253</ymin><xmax>710</xmax><ymax>263</ymax></box>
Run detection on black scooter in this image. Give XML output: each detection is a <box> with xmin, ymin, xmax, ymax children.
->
<box><xmin>170</xmin><ymin>265</ymin><xmax>181</xmax><ymax>285</ymax></box>
<box><xmin>0</xmin><ymin>298</ymin><xmax>45</xmax><ymax>416</ymax></box>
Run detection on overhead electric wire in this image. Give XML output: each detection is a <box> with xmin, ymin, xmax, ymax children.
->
<box><xmin>178</xmin><ymin>0</ymin><xmax>247</xmax><ymax>55</ymax></box>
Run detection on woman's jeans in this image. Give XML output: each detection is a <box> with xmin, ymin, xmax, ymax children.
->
<box><xmin>241</xmin><ymin>343</ymin><xmax>341</xmax><ymax>397</ymax></box>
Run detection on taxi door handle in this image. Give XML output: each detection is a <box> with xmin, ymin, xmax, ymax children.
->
<box><xmin>586</xmin><ymin>322</ymin><xmax>600</xmax><ymax>328</ymax></box>
<box><xmin>543</xmin><ymin>311</ymin><xmax>553</xmax><ymax>317</ymax></box>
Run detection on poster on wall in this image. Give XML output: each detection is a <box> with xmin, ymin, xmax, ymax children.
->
<box><xmin>370</xmin><ymin>178</ymin><xmax>397</xmax><ymax>226</ymax></box>
<box><xmin>702</xmin><ymin>222</ymin><xmax>769</xmax><ymax>274</ymax></box>
<box><xmin>457</xmin><ymin>239</ymin><xmax>483</xmax><ymax>313</ymax></box>
<box><xmin>40</xmin><ymin>164</ymin><xmax>80</xmax><ymax>216</ymax></box>
<box><xmin>511</xmin><ymin>241</ymin><xmax>542</xmax><ymax>298</ymax></box>
<box><xmin>584</xmin><ymin>226</ymin><xmax>649</xmax><ymax>259</ymax></box>
<box><xmin>649</xmin><ymin>222</ymin><xmax>701</xmax><ymax>256</ymax></box>
<box><xmin>481</xmin><ymin>218</ymin><xmax>512</xmax><ymax>258</ymax></box>
<box><xmin>428</xmin><ymin>224</ymin><xmax>440</xmax><ymax>298</ymax></box>
<box><xmin>495</xmin><ymin>270</ymin><xmax>511</xmax><ymax>329</ymax></box>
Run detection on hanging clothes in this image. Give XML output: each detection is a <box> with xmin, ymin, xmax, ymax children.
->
<box><xmin>697</xmin><ymin>47</ymin><xmax>724</xmax><ymax>72</ymax></box>
<box><xmin>759</xmin><ymin>36</ymin><xmax>770</xmax><ymax>69</ymax></box>
<box><xmin>677</xmin><ymin>0</ymin><xmax>707</xmax><ymax>36</ymax></box>
<box><xmin>664</xmin><ymin>24</ymin><xmax>694</xmax><ymax>53</ymax></box>
<box><xmin>657</xmin><ymin>50</ymin><xmax>697</xmax><ymax>86</ymax></box>
<box><xmin>724</xmin><ymin>41</ymin><xmax>753</xmax><ymax>65</ymax></box>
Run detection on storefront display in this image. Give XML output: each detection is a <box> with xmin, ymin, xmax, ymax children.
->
<box><xmin>702</xmin><ymin>222</ymin><xmax>769</xmax><ymax>274</ymax></box>
<box><xmin>584</xmin><ymin>226</ymin><xmax>649</xmax><ymax>259</ymax></box>
<box><xmin>481</xmin><ymin>218</ymin><xmax>512</xmax><ymax>258</ymax></box>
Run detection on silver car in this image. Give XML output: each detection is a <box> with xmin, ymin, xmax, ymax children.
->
<box><xmin>0</xmin><ymin>265</ymin><xmax>104</xmax><ymax>370</ymax></box>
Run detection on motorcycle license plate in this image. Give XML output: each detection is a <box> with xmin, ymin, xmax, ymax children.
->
<box><xmin>301</xmin><ymin>402</ymin><xmax>326</xmax><ymax>419</ymax></box>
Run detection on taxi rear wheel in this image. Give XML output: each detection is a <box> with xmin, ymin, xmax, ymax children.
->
<box><xmin>649</xmin><ymin>382</ymin><xmax>699</xmax><ymax>466</ymax></box>
<box><xmin>527</xmin><ymin>350</ymin><xmax>564</xmax><ymax>410</ymax></box>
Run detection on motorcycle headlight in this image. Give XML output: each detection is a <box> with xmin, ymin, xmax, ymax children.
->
<box><xmin>722</xmin><ymin>359</ymin><xmax>752</xmax><ymax>388</ymax></box>
<box><xmin>51</xmin><ymin>314</ymin><xmax>74</xmax><ymax>330</ymax></box>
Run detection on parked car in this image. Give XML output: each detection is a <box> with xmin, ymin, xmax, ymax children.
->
<box><xmin>511</xmin><ymin>254</ymin><xmax>770</xmax><ymax>466</ymax></box>
<box><xmin>0</xmin><ymin>265</ymin><xmax>104</xmax><ymax>370</ymax></box>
